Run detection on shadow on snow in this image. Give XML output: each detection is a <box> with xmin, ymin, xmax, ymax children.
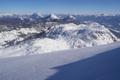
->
<box><xmin>47</xmin><ymin>47</ymin><xmax>120</xmax><ymax>80</ymax></box>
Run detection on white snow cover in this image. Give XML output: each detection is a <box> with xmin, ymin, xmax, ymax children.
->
<box><xmin>0</xmin><ymin>38</ymin><xmax>70</xmax><ymax>58</ymax></box>
<box><xmin>50</xmin><ymin>14</ymin><xmax>59</xmax><ymax>19</ymax></box>
<box><xmin>0</xmin><ymin>22</ymin><xmax>119</xmax><ymax>58</ymax></box>
<box><xmin>47</xmin><ymin>23</ymin><xmax>118</xmax><ymax>48</ymax></box>
<box><xmin>0</xmin><ymin>42</ymin><xmax>120</xmax><ymax>80</ymax></box>
<box><xmin>46</xmin><ymin>14</ymin><xmax>59</xmax><ymax>20</ymax></box>
<box><xmin>67</xmin><ymin>15</ymin><xmax>76</xmax><ymax>20</ymax></box>
<box><xmin>32</xmin><ymin>38</ymin><xmax>69</xmax><ymax>53</ymax></box>
<box><xmin>0</xmin><ymin>28</ymin><xmax>39</xmax><ymax>48</ymax></box>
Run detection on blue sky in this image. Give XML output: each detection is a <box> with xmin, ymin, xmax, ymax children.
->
<box><xmin>0</xmin><ymin>0</ymin><xmax>120</xmax><ymax>14</ymax></box>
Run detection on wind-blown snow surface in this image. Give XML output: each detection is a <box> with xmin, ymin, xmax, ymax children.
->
<box><xmin>0</xmin><ymin>22</ymin><xmax>118</xmax><ymax>58</ymax></box>
<box><xmin>0</xmin><ymin>42</ymin><xmax>120</xmax><ymax>80</ymax></box>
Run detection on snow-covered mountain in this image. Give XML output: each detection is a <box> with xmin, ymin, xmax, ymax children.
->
<box><xmin>0</xmin><ymin>13</ymin><xmax>120</xmax><ymax>31</ymax></box>
<box><xmin>47</xmin><ymin>22</ymin><xmax>118</xmax><ymax>48</ymax></box>
<box><xmin>62</xmin><ymin>15</ymin><xmax>76</xmax><ymax>22</ymax></box>
<box><xmin>44</xmin><ymin>14</ymin><xmax>60</xmax><ymax>21</ymax></box>
<box><xmin>0</xmin><ymin>22</ymin><xmax>118</xmax><ymax>58</ymax></box>
<box><xmin>0</xmin><ymin>28</ymin><xmax>40</xmax><ymax>48</ymax></box>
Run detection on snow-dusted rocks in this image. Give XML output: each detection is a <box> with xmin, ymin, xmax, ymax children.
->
<box><xmin>0</xmin><ymin>28</ymin><xmax>39</xmax><ymax>48</ymax></box>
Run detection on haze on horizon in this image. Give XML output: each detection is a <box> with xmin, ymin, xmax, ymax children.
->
<box><xmin>0</xmin><ymin>0</ymin><xmax>120</xmax><ymax>15</ymax></box>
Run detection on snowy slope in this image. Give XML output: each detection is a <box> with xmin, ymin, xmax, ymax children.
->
<box><xmin>0</xmin><ymin>38</ymin><xmax>70</xmax><ymax>58</ymax></box>
<box><xmin>0</xmin><ymin>42</ymin><xmax>120</xmax><ymax>80</ymax></box>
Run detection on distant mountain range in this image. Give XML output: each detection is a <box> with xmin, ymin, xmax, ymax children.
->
<box><xmin>0</xmin><ymin>13</ymin><xmax>120</xmax><ymax>31</ymax></box>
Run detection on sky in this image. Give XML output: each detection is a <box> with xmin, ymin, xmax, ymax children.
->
<box><xmin>0</xmin><ymin>0</ymin><xmax>120</xmax><ymax>14</ymax></box>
